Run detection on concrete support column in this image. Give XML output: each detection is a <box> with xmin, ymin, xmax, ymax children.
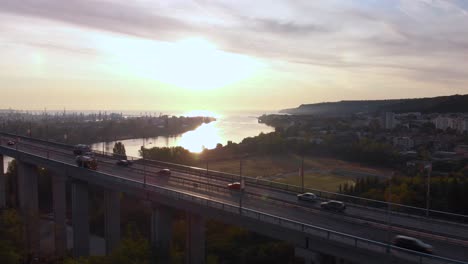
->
<box><xmin>17</xmin><ymin>161</ymin><xmax>40</xmax><ymax>258</ymax></box>
<box><xmin>295</xmin><ymin>247</ymin><xmax>319</xmax><ymax>264</ymax></box>
<box><xmin>0</xmin><ymin>155</ymin><xmax>5</xmax><ymax>208</ymax></box>
<box><xmin>52</xmin><ymin>174</ymin><xmax>67</xmax><ymax>258</ymax></box>
<box><xmin>150</xmin><ymin>204</ymin><xmax>173</xmax><ymax>264</ymax></box>
<box><xmin>104</xmin><ymin>189</ymin><xmax>120</xmax><ymax>255</ymax></box>
<box><xmin>185</xmin><ymin>213</ymin><xmax>205</xmax><ymax>264</ymax></box>
<box><xmin>72</xmin><ymin>180</ymin><xmax>89</xmax><ymax>257</ymax></box>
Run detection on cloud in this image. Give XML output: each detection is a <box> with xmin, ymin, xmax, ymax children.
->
<box><xmin>1</xmin><ymin>0</ymin><xmax>468</xmax><ymax>89</ymax></box>
<box><xmin>0</xmin><ymin>0</ymin><xmax>194</xmax><ymax>40</ymax></box>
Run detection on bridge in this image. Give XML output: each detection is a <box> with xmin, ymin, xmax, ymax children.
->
<box><xmin>0</xmin><ymin>132</ymin><xmax>467</xmax><ymax>264</ymax></box>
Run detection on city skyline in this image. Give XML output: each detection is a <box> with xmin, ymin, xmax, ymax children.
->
<box><xmin>1</xmin><ymin>0</ymin><xmax>468</xmax><ymax>111</ymax></box>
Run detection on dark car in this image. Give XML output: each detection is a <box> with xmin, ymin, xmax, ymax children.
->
<box><xmin>227</xmin><ymin>182</ymin><xmax>241</xmax><ymax>190</ymax></box>
<box><xmin>392</xmin><ymin>235</ymin><xmax>433</xmax><ymax>254</ymax></box>
<box><xmin>73</xmin><ymin>144</ymin><xmax>91</xmax><ymax>155</ymax></box>
<box><xmin>297</xmin><ymin>192</ymin><xmax>318</xmax><ymax>202</ymax></box>
<box><xmin>157</xmin><ymin>169</ymin><xmax>171</xmax><ymax>176</ymax></box>
<box><xmin>7</xmin><ymin>140</ymin><xmax>15</xmax><ymax>146</ymax></box>
<box><xmin>320</xmin><ymin>200</ymin><xmax>346</xmax><ymax>212</ymax></box>
<box><xmin>116</xmin><ymin>160</ymin><xmax>133</xmax><ymax>166</ymax></box>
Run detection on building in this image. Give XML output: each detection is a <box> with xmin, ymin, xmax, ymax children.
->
<box><xmin>432</xmin><ymin>115</ymin><xmax>468</xmax><ymax>133</ymax></box>
<box><xmin>432</xmin><ymin>116</ymin><xmax>451</xmax><ymax>130</ymax></box>
<box><xmin>393</xmin><ymin>136</ymin><xmax>414</xmax><ymax>151</ymax></box>
<box><xmin>382</xmin><ymin>112</ymin><xmax>396</xmax><ymax>129</ymax></box>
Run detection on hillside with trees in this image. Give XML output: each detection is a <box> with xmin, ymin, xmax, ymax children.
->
<box><xmin>281</xmin><ymin>94</ymin><xmax>468</xmax><ymax>116</ymax></box>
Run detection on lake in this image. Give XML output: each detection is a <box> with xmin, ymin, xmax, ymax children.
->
<box><xmin>91</xmin><ymin>110</ymin><xmax>275</xmax><ymax>158</ymax></box>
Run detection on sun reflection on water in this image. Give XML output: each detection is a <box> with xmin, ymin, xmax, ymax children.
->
<box><xmin>92</xmin><ymin>110</ymin><xmax>275</xmax><ymax>156</ymax></box>
<box><xmin>177</xmin><ymin>110</ymin><xmax>222</xmax><ymax>152</ymax></box>
<box><xmin>176</xmin><ymin>122</ymin><xmax>222</xmax><ymax>153</ymax></box>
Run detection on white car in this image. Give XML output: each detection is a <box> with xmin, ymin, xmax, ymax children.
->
<box><xmin>297</xmin><ymin>192</ymin><xmax>318</xmax><ymax>202</ymax></box>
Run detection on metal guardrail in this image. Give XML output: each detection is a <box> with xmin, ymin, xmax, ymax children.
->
<box><xmin>2</xmin><ymin>144</ymin><xmax>465</xmax><ymax>264</ymax></box>
<box><xmin>9</xmin><ymin>142</ymin><xmax>468</xmax><ymax>245</ymax></box>
<box><xmin>2</xmin><ymin>132</ymin><xmax>468</xmax><ymax>224</ymax></box>
<box><xmin>127</xmin><ymin>157</ymin><xmax>468</xmax><ymax>224</ymax></box>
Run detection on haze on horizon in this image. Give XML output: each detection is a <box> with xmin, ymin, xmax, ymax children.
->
<box><xmin>1</xmin><ymin>0</ymin><xmax>468</xmax><ymax>112</ymax></box>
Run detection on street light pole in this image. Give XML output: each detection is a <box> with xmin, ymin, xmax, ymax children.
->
<box><xmin>46</xmin><ymin>123</ymin><xmax>49</xmax><ymax>159</ymax></box>
<box><xmin>206</xmin><ymin>159</ymin><xmax>209</xmax><ymax>193</ymax></box>
<box><xmin>386</xmin><ymin>173</ymin><xmax>393</xmax><ymax>253</ymax></box>
<box><xmin>143</xmin><ymin>158</ymin><xmax>147</xmax><ymax>187</ymax></box>
<box><xmin>142</xmin><ymin>138</ymin><xmax>146</xmax><ymax>187</ymax></box>
<box><xmin>239</xmin><ymin>159</ymin><xmax>243</xmax><ymax>215</ymax></box>
<box><xmin>301</xmin><ymin>155</ymin><xmax>304</xmax><ymax>193</ymax></box>
<box><xmin>425</xmin><ymin>164</ymin><xmax>432</xmax><ymax>217</ymax></box>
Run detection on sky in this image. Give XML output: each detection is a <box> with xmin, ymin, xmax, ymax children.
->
<box><xmin>1</xmin><ymin>0</ymin><xmax>468</xmax><ymax>112</ymax></box>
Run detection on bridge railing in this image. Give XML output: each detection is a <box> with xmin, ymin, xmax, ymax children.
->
<box><xmin>2</xmin><ymin>131</ymin><xmax>468</xmax><ymax>224</ymax></box>
<box><xmin>138</xmin><ymin>171</ymin><xmax>466</xmax><ymax>264</ymax></box>
<box><xmin>126</xmin><ymin>155</ymin><xmax>468</xmax><ymax>224</ymax></box>
<box><xmin>2</xmin><ymin>143</ymin><xmax>467</xmax><ymax>264</ymax></box>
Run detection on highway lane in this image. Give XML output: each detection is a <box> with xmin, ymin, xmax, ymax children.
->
<box><xmin>13</xmin><ymin>136</ymin><xmax>468</xmax><ymax>242</ymax></box>
<box><xmin>3</xmin><ymin>140</ymin><xmax>468</xmax><ymax>262</ymax></box>
<box><xmin>96</xmin><ymin>157</ymin><xmax>468</xmax><ymax>261</ymax></box>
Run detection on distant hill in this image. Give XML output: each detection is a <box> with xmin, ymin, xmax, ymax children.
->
<box><xmin>280</xmin><ymin>94</ymin><xmax>468</xmax><ymax>116</ymax></box>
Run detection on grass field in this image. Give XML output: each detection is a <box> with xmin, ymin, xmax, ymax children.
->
<box><xmin>195</xmin><ymin>154</ymin><xmax>390</xmax><ymax>192</ymax></box>
<box><xmin>274</xmin><ymin>173</ymin><xmax>355</xmax><ymax>192</ymax></box>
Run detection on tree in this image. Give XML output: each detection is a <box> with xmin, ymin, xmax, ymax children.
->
<box><xmin>113</xmin><ymin>142</ymin><xmax>127</xmax><ymax>158</ymax></box>
<box><xmin>0</xmin><ymin>209</ymin><xmax>24</xmax><ymax>264</ymax></box>
<box><xmin>64</xmin><ymin>224</ymin><xmax>150</xmax><ymax>264</ymax></box>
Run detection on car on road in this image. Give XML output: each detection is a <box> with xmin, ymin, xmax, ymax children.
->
<box><xmin>227</xmin><ymin>182</ymin><xmax>241</xmax><ymax>190</ymax></box>
<box><xmin>7</xmin><ymin>140</ymin><xmax>15</xmax><ymax>146</ymax></box>
<box><xmin>116</xmin><ymin>160</ymin><xmax>133</xmax><ymax>167</ymax></box>
<box><xmin>157</xmin><ymin>169</ymin><xmax>171</xmax><ymax>176</ymax></box>
<box><xmin>297</xmin><ymin>192</ymin><xmax>318</xmax><ymax>202</ymax></box>
<box><xmin>76</xmin><ymin>155</ymin><xmax>98</xmax><ymax>170</ymax></box>
<box><xmin>73</xmin><ymin>144</ymin><xmax>91</xmax><ymax>155</ymax></box>
<box><xmin>320</xmin><ymin>200</ymin><xmax>346</xmax><ymax>212</ymax></box>
<box><xmin>392</xmin><ymin>235</ymin><xmax>433</xmax><ymax>254</ymax></box>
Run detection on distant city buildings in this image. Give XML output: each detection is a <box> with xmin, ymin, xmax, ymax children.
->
<box><xmin>393</xmin><ymin>136</ymin><xmax>414</xmax><ymax>151</ymax></box>
<box><xmin>382</xmin><ymin>112</ymin><xmax>397</xmax><ymax>129</ymax></box>
<box><xmin>432</xmin><ymin>115</ymin><xmax>468</xmax><ymax>133</ymax></box>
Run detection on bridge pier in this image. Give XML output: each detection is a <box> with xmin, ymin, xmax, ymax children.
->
<box><xmin>0</xmin><ymin>155</ymin><xmax>5</xmax><ymax>208</ymax></box>
<box><xmin>151</xmin><ymin>204</ymin><xmax>173</xmax><ymax>263</ymax></box>
<box><xmin>72</xmin><ymin>180</ymin><xmax>90</xmax><ymax>257</ymax></box>
<box><xmin>185</xmin><ymin>213</ymin><xmax>206</xmax><ymax>264</ymax></box>
<box><xmin>105</xmin><ymin>189</ymin><xmax>120</xmax><ymax>255</ymax></box>
<box><xmin>17</xmin><ymin>161</ymin><xmax>40</xmax><ymax>258</ymax></box>
<box><xmin>52</xmin><ymin>174</ymin><xmax>67</xmax><ymax>258</ymax></box>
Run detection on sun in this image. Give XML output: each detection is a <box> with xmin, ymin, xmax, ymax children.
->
<box><xmin>98</xmin><ymin>35</ymin><xmax>263</xmax><ymax>90</ymax></box>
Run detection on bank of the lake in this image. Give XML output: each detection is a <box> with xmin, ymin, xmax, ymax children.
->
<box><xmin>92</xmin><ymin>112</ymin><xmax>275</xmax><ymax>158</ymax></box>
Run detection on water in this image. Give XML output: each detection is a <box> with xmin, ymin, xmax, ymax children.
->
<box><xmin>91</xmin><ymin>111</ymin><xmax>275</xmax><ymax>157</ymax></box>
<box><xmin>3</xmin><ymin>156</ymin><xmax>13</xmax><ymax>174</ymax></box>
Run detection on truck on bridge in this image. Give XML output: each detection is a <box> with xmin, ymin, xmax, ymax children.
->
<box><xmin>76</xmin><ymin>155</ymin><xmax>98</xmax><ymax>170</ymax></box>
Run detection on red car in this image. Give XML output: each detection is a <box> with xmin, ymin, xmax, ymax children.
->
<box><xmin>227</xmin><ymin>182</ymin><xmax>241</xmax><ymax>190</ymax></box>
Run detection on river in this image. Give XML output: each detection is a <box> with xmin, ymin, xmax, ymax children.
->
<box><xmin>2</xmin><ymin>111</ymin><xmax>275</xmax><ymax>172</ymax></box>
<box><xmin>91</xmin><ymin>110</ymin><xmax>275</xmax><ymax>158</ymax></box>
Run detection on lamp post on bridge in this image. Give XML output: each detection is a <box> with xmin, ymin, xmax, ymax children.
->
<box><xmin>46</xmin><ymin>123</ymin><xmax>50</xmax><ymax>159</ymax></box>
<box><xmin>239</xmin><ymin>158</ymin><xmax>244</xmax><ymax>215</ymax></box>
<box><xmin>301</xmin><ymin>154</ymin><xmax>304</xmax><ymax>193</ymax></box>
<box><xmin>142</xmin><ymin>138</ymin><xmax>147</xmax><ymax>187</ymax></box>
<box><xmin>386</xmin><ymin>172</ymin><xmax>394</xmax><ymax>253</ymax></box>
<box><xmin>425</xmin><ymin>163</ymin><xmax>432</xmax><ymax>217</ymax></box>
<box><xmin>206</xmin><ymin>158</ymin><xmax>210</xmax><ymax>193</ymax></box>
<box><xmin>28</xmin><ymin>122</ymin><xmax>32</xmax><ymax>137</ymax></box>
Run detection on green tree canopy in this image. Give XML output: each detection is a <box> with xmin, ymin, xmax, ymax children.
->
<box><xmin>113</xmin><ymin>142</ymin><xmax>127</xmax><ymax>157</ymax></box>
